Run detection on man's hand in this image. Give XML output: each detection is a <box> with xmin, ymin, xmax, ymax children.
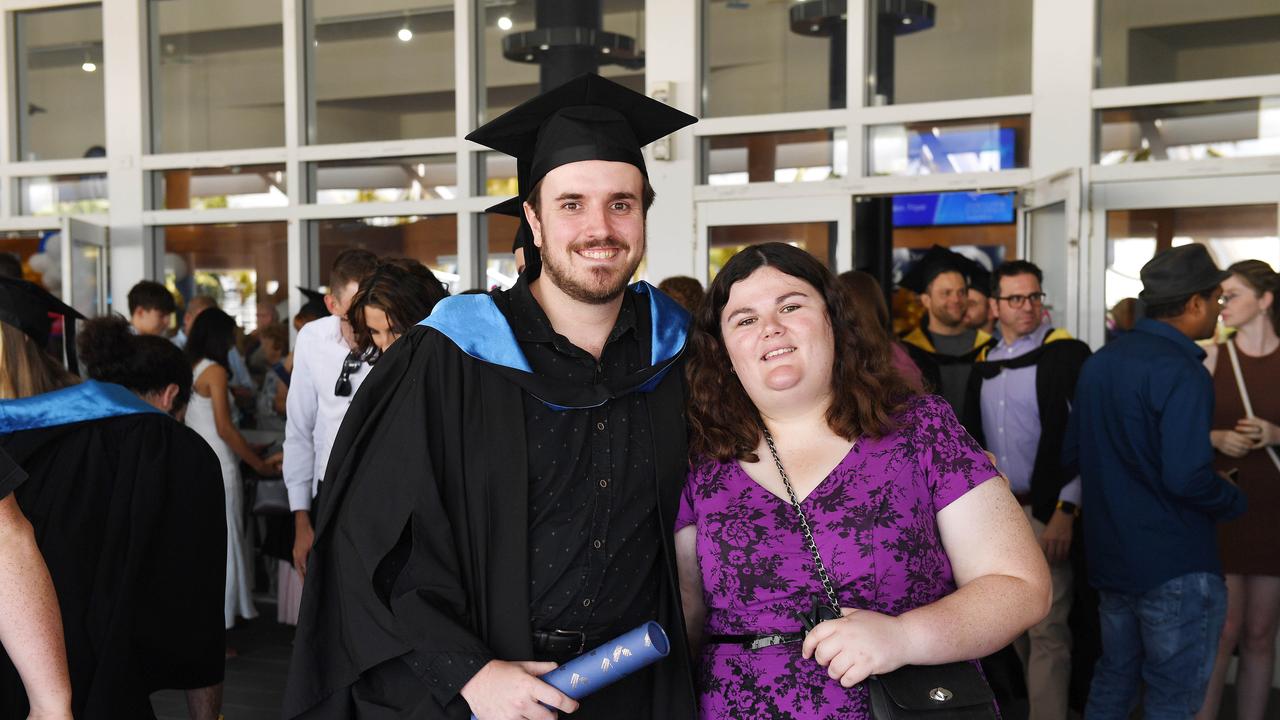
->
<box><xmin>1212</xmin><ymin>429</ymin><xmax>1253</xmax><ymax>458</ymax></box>
<box><xmin>293</xmin><ymin>511</ymin><xmax>315</xmax><ymax>580</ymax></box>
<box><xmin>1039</xmin><ymin>511</ymin><xmax>1073</xmax><ymax>564</ymax></box>
<box><xmin>461</xmin><ymin>660</ymin><xmax>579</xmax><ymax>720</ymax></box>
<box><xmin>1236</xmin><ymin>417</ymin><xmax>1280</xmax><ymax>449</ymax></box>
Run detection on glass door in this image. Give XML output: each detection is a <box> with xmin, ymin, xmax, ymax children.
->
<box><xmin>61</xmin><ymin>217</ymin><xmax>109</xmax><ymax>317</ymax></box>
<box><xmin>695</xmin><ymin>197</ymin><xmax>853</xmax><ymax>283</ymax></box>
<box><xmin>1016</xmin><ymin>169</ymin><xmax>1082</xmax><ymax>336</ymax></box>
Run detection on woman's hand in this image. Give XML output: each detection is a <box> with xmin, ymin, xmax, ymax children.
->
<box><xmin>801</xmin><ymin>608</ymin><xmax>908</xmax><ymax>688</ymax></box>
<box><xmin>252</xmin><ymin>453</ymin><xmax>282</xmax><ymax>477</ymax></box>
<box><xmin>1213</xmin><ymin>429</ymin><xmax>1254</xmax><ymax>458</ymax></box>
<box><xmin>1236</xmin><ymin>417</ymin><xmax>1280</xmax><ymax>449</ymax></box>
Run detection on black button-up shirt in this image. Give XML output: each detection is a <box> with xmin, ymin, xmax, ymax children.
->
<box><xmin>503</xmin><ymin>279</ymin><xmax>660</xmax><ymax>638</ymax></box>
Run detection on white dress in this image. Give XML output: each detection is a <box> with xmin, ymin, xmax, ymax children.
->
<box><xmin>186</xmin><ymin>359</ymin><xmax>258</xmax><ymax>628</ymax></box>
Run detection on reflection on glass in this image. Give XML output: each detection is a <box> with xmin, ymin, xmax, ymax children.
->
<box><xmin>868</xmin><ymin>116</ymin><xmax>1028</xmax><ymax>176</ymax></box>
<box><xmin>316</xmin><ymin>216</ymin><xmax>460</xmax><ymax>292</ymax></box>
<box><xmin>312</xmin><ymin>156</ymin><xmax>457</xmax><ymax>205</ymax></box>
<box><xmin>20</xmin><ymin>175</ymin><xmax>109</xmax><ymax>215</ymax></box>
<box><xmin>153</xmin><ymin>165</ymin><xmax>287</xmax><ymax>210</ymax></box>
<box><xmin>1097</xmin><ymin>97</ymin><xmax>1280</xmax><ymax>165</ymax></box>
<box><xmin>70</xmin><ymin>240</ymin><xmax>104</xmax><ymax>317</ymax></box>
<box><xmin>161</xmin><ymin>222</ymin><xmax>289</xmax><ymax>333</ymax></box>
<box><xmin>707</xmin><ymin>223</ymin><xmax>833</xmax><ymax>280</ymax></box>
<box><xmin>867</xmin><ymin>0</ymin><xmax>1031</xmax><ymax>106</ymax></box>
<box><xmin>15</xmin><ymin>5</ymin><xmax>106</xmax><ymax>161</ymax></box>
<box><xmin>1096</xmin><ymin>0</ymin><xmax>1280</xmax><ymax>88</ymax></box>
<box><xmin>306</xmin><ymin>0</ymin><xmax>455</xmax><ymax>144</ymax></box>
<box><xmin>149</xmin><ymin>0</ymin><xmax>284</xmax><ymax>153</ymax></box>
<box><xmin>703</xmin><ymin>0</ymin><xmax>841</xmax><ymax>117</ymax></box>
<box><xmin>479</xmin><ymin>152</ymin><xmax>520</xmax><ymax>198</ymax></box>
<box><xmin>477</xmin><ymin>0</ymin><xmax>646</xmax><ymax>123</ymax></box>
<box><xmin>702</xmin><ymin>128</ymin><xmax>847</xmax><ymax>185</ymax></box>
<box><xmin>1104</xmin><ymin>205</ymin><xmax>1280</xmax><ymax>338</ymax></box>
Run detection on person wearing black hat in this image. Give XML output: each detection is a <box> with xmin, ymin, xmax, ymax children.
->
<box><xmin>294</xmin><ymin>287</ymin><xmax>332</xmax><ymax>331</ymax></box>
<box><xmin>0</xmin><ymin>277</ymin><xmax>227</xmax><ymax>720</ymax></box>
<box><xmin>1065</xmin><ymin>244</ymin><xmax>1245</xmax><ymax>717</ymax></box>
<box><xmin>899</xmin><ymin>245</ymin><xmax>997</xmax><ymax>420</ymax></box>
<box><xmin>283</xmin><ymin>74</ymin><xmax>698</xmax><ymax>720</ymax></box>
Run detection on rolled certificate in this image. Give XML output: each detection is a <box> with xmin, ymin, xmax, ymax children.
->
<box><xmin>470</xmin><ymin>622</ymin><xmax>669</xmax><ymax>719</ymax></box>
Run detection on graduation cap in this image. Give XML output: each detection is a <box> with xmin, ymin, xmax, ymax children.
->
<box><xmin>467</xmin><ymin>73</ymin><xmax>697</xmax><ymax>278</ymax></box>
<box><xmin>899</xmin><ymin>245</ymin><xmax>977</xmax><ymax>295</ymax></box>
<box><xmin>296</xmin><ymin>287</ymin><xmax>330</xmax><ymax>319</ymax></box>
<box><xmin>0</xmin><ymin>276</ymin><xmax>85</xmax><ymax>373</ymax></box>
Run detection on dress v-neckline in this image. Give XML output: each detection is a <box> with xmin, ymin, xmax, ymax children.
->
<box><xmin>735</xmin><ymin>442</ymin><xmax>859</xmax><ymax>507</ymax></box>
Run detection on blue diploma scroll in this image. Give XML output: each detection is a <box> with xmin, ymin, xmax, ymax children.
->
<box><xmin>470</xmin><ymin>622</ymin><xmax>669</xmax><ymax>719</ymax></box>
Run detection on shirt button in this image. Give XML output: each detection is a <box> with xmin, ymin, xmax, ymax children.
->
<box><xmin>593</xmin><ymin>540</ymin><xmax>603</xmax><ymax>549</ymax></box>
<box><xmin>599</xmin><ymin>478</ymin><xmax>609</xmax><ymax>488</ymax></box>
<box><xmin>582</xmin><ymin>598</ymin><xmax>592</xmax><ymax>608</ymax></box>
<box><xmin>596</xmin><ymin>422</ymin><xmax>606</xmax><ymax>431</ymax></box>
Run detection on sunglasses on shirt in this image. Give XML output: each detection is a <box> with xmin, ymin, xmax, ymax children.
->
<box><xmin>334</xmin><ymin>351</ymin><xmax>361</xmax><ymax>397</ymax></box>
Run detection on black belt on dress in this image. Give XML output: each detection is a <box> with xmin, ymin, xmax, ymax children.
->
<box><xmin>706</xmin><ymin>632</ymin><xmax>805</xmax><ymax>650</ymax></box>
<box><xmin>532</xmin><ymin>629</ymin><xmax>588</xmax><ymax>656</ymax></box>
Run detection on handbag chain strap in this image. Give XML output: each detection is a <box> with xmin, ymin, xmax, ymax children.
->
<box><xmin>762</xmin><ymin>426</ymin><xmax>842</xmax><ymax>617</ymax></box>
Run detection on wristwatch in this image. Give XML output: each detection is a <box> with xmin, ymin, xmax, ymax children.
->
<box><xmin>1056</xmin><ymin>500</ymin><xmax>1080</xmax><ymax>517</ymax></box>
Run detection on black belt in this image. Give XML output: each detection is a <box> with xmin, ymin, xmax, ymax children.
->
<box><xmin>707</xmin><ymin>632</ymin><xmax>805</xmax><ymax>650</ymax></box>
<box><xmin>532</xmin><ymin>629</ymin><xmax>588</xmax><ymax>656</ymax></box>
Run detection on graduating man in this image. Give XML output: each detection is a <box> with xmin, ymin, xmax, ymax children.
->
<box><xmin>284</xmin><ymin>74</ymin><xmax>698</xmax><ymax>720</ymax></box>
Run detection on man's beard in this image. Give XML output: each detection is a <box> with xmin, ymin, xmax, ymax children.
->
<box><xmin>541</xmin><ymin>237</ymin><xmax>644</xmax><ymax>305</ymax></box>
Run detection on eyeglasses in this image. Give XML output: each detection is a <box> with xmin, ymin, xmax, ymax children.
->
<box><xmin>994</xmin><ymin>292</ymin><xmax>1047</xmax><ymax>308</ymax></box>
<box><xmin>334</xmin><ymin>351</ymin><xmax>362</xmax><ymax>397</ymax></box>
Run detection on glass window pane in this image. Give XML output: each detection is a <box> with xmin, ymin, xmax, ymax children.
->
<box><xmin>703</xmin><ymin>0</ymin><xmax>843</xmax><ymax>117</ymax></box>
<box><xmin>1097</xmin><ymin>97</ymin><xmax>1280</xmax><ymax>165</ymax></box>
<box><xmin>702</xmin><ymin>128</ymin><xmax>847</xmax><ymax>185</ymax></box>
<box><xmin>479</xmin><ymin>151</ymin><xmax>520</xmax><ymax>198</ymax></box>
<box><xmin>306</xmin><ymin>1</ymin><xmax>455</xmax><ymax>144</ymax></box>
<box><xmin>1097</xmin><ymin>0</ymin><xmax>1280</xmax><ymax>88</ymax></box>
<box><xmin>150</xmin><ymin>0</ymin><xmax>284</xmax><ymax>153</ymax></box>
<box><xmin>152</xmin><ymin>165</ymin><xmax>287</xmax><ymax>210</ymax></box>
<box><xmin>477</xmin><ymin>0</ymin><xmax>646</xmax><ymax>124</ymax></box>
<box><xmin>15</xmin><ymin>5</ymin><xmax>105</xmax><ymax>161</ymax></box>
<box><xmin>316</xmin><ymin>215</ymin><xmax>460</xmax><ymax>293</ymax></box>
<box><xmin>868</xmin><ymin>0</ymin><xmax>1031</xmax><ymax>106</ymax></box>
<box><xmin>311</xmin><ymin>155</ymin><xmax>457</xmax><ymax>205</ymax></box>
<box><xmin>20</xmin><ymin>174</ymin><xmax>109</xmax><ymax>216</ymax></box>
<box><xmin>160</xmin><ymin>222</ymin><xmax>289</xmax><ymax>333</ymax></box>
<box><xmin>868</xmin><ymin>116</ymin><xmax>1029</xmax><ymax>177</ymax></box>
<box><xmin>708</xmin><ymin>223</ymin><xmax>834</xmax><ymax>280</ymax></box>
<box><xmin>1104</xmin><ymin>205</ymin><xmax>1279</xmax><ymax>339</ymax></box>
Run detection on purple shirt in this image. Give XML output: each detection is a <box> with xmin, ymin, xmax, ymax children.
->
<box><xmin>980</xmin><ymin>322</ymin><xmax>1081</xmax><ymax>504</ymax></box>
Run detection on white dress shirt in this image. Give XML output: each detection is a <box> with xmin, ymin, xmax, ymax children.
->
<box><xmin>283</xmin><ymin>315</ymin><xmax>368</xmax><ymax>511</ymax></box>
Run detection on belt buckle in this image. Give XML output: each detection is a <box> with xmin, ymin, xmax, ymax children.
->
<box><xmin>550</xmin><ymin>629</ymin><xmax>587</xmax><ymax>655</ymax></box>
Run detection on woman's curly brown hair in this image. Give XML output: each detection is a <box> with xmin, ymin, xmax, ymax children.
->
<box><xmin>686</xmin><ymin>242</ymin><xmax>918</xmax><ymax>462</ymax></box>
<box><xmin>347</xmin><ymin>258</ymin><xmax>449</xmax><ymax>363</ymax></box>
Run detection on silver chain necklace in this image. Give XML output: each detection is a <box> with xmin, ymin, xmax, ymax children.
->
<box><xmin>762</xmin><ymin>426</ymin><xmax>842</xmax><ymax>617</ymax></box>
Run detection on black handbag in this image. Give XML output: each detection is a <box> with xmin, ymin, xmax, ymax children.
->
<box><xmin>250</xmin><ymin>477</ymin><xmax>291</xmax><ymax>515</ymax></box>
<box><xmin>761</xmin><ymin>428</ymin><xmax>998</xmax><ymax>720</ymax></box>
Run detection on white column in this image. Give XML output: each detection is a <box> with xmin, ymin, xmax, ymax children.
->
<box><xmin>1029</xmin><ymin>0</ymin><xmax>1094</xmax><ymax>178</ymax></box>
<box><xmin>643</xmin><ymin>0</ymin><xmax>698</xmax><ymax>284</ymax></box>
<box><xmin>102</xmin><ymin>0</ymin><xmax>150</xmax><ymax>312</ymax></box>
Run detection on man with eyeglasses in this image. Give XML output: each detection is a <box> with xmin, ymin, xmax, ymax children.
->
<box><xmin>282</xmin><ymin>248</ymin><xmax>378</xmax><ymax>588</ymax></box>
<box><xmin>962</xmin><ymin>260</ymin><xmax>1092</xmax><ymax>720</ymax></box>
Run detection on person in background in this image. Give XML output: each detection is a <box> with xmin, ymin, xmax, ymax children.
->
<box><xmin>899</xmin><ymin>245</ymin><xmax>996</xmax><ymax>420</ymax></box>
<box><xmin>0</xmin><ymin>252</ymin><xmax>23</xmax><ymax>280</ymax></box>
<box><xmin>255</xmin><ymin>322</ymin><xmax>290</xmax><ymax>432</ymax></box>
<box><xmin>1197</xmin><ymin>260</ymin><xmax>1280</xmax><ymax>720</ymax></box>
<box><xmin>175</xmin><ymin>295</ymin><xmax>254</xmax><ymax>407</ymax></box>
<box><xmin>658</xmin><ymin>275</ymin><xmax>706</xmax><ymax>314</ymax></box>
<box><xmin>246</xmin><ymin>300</ymin><xmax>281</xmax><ymax>382</ymax></box>
<box><xmin>294</xmin><ymin>288</ymin><xmax>330</xmax><ymax>331</ymax></box>
<box><xmin>965</xmin><ymin>283</ymin><xmax>997</xmax><ymax>338</ymax></box>
<box><xmin>1067</xmin><ymin>244</ymin><xmax>1245</xmax><ymax>718</ymax></box>
<box><xmin>838</xmin><ymin>270</ymin><xmax>924</xmax><ymax>392</ymax></box>
<box><xmin>185</xmin><ymin>308</ymin><xmax>279</xmax><ymax>635</ymax></box>
<box><xmin>964</xmin><ymin>260</ymin><xmax>1092</xmax><ymax>720</ymax></box>
<box><xmin>1106</xmin><ymin>298</ymin><xmax>1138</xmax><ymax>343</ymax></box>
<box><xmin>346</xmin><ymin>258</ymin><xmax>449</xmax><ymax>363</ymax></box>
<box><xmin>0</xmin><ymin>279</ymin><xmax>224</xmax><ymax>720</ymax></box>
<box><xmin>127</xmin><ymin>280</ymin><xmax>176</xmax><ymax>337</ymax></box>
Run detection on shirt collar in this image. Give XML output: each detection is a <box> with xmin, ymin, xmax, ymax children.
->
<box><xmin>1135</xmin><ymin>318</ymin><xmax>1207</xmax><ymax>360</ymax></box>
<box><xmin>506</xmin><ymin>275</ymin><xmax>637</xmax><ymax>351</ymax></box>
<box><xmin>995</xmin><ymin>321</ymin><xmax>1051</xmax><ymax>356</ymax></box>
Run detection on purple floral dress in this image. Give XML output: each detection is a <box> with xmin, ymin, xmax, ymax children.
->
<box><xmin>676</xmin><ymin>394</ymin><xmax>998</xmax><ymax>719</ymax></box>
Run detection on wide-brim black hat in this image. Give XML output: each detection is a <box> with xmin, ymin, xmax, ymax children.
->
<box><xmin>1138</xmin><ymin>244</ymin><xmax>1230</xmax><ymax>305</ymax></box>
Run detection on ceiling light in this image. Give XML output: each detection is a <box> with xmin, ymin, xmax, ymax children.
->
<box><xmin>902</xmin><ymin>17</ymin><xmax>913</xmax><ymax>25</ymax></box>
<box><xmin>397</xmin><ymin>27</ymin><xmax>413</xmax><ymax>42</ymax></box>
<box><xmin>497</xmin><ymin>16</ymin><xmax>513</xmax><ymax>31</ymax></box>
<box><xmin>81</xmin><ymin>61</ymin><xmax>97</xmax><ymax>72</ymax></box>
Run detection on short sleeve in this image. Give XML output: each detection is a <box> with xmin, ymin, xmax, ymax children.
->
<box><xmin>675</xmin><ymin>466</ymin><xmax>698</xmax><ymax>532</ymax></box>
<box><xmin>0</xmin><ymin>446</ymin><xmax>27</xmax><ymax>499</ymax></box>
<box><xmin>911</xmin><ymin>395</ymin><xmax>1000</xmax><ymax>513</ymax></box>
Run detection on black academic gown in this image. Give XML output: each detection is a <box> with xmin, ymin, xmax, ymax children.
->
<box><xmin>0</xmin><ymin>387</ymin><xmax>226</xmax><ymax>720</ymax></box>
<box><xmin>283</xmin><ymin>287</ymin><xmax>696</xmax><ymax>720</ymax></box>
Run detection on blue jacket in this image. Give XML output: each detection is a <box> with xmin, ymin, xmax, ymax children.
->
<box><xmin>1065</xmin><ymin>319</ymin><xmax>1245</xmax><ymax>593</ymax></box>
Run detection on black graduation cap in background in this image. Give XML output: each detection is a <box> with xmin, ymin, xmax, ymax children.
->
<box><xmin>0</xmin><ymin>276</ymin><xmax>85</xmax><ymax>373</ymax></box>
<box><xmin>899</xmin><ymin>244</ymin><xmax>988</xmax><ymax>295</ymax></box>
<box><xmin>467</xmin><ymin>73</ymin><xmax>697</xmax><ymax>279</ymax></box>
<box><xmin>296</xmin><ymin>287</ymin><xmax>331</xmax><ymax>319</ymax></box>
<box><xmin>485</xmin><ymin>158</ymin><xmax>543</xmax><ymax>279</ymax></box>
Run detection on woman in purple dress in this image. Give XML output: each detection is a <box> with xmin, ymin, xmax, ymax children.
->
<box><xmin>676</xmin><ymin>243</ymin><xmax>1050</xmax><ymax>719</ymax></box>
